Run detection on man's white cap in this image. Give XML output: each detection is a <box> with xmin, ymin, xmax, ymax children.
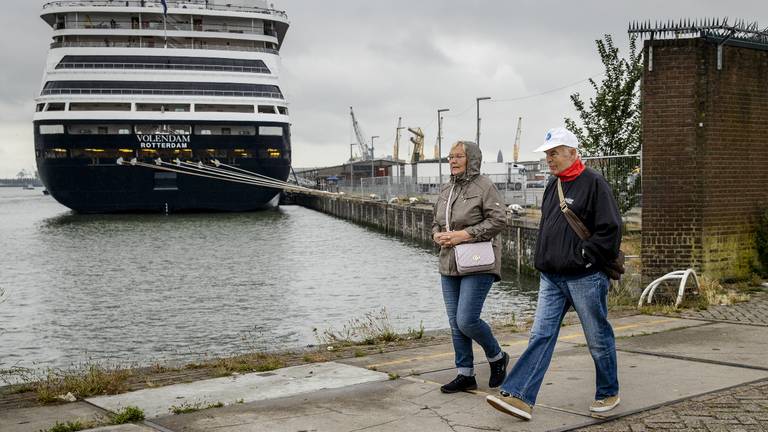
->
<box><xmin>533</xmin><ymin>127</ymin><xmax>580</xmax><ymax>152</ymax></box>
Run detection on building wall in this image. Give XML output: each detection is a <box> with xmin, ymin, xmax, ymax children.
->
<box><xmin>642</xmin><ymin>38</ymin><xmax>768</xmax><ymax>281</ymax></box>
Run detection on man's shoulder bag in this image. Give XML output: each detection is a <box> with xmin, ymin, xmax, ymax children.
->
<box><xmin>556</xmin><ymin>179</ymin><xmax>625</xmax><ymax>280</ymax></box>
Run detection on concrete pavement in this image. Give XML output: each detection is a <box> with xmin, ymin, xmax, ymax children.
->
<box><xmin>3</xmin><ymin>312</ymin><xmax>768</xmax><ymax>432</ymax></box>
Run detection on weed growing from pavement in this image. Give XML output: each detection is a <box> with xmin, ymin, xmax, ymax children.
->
<box><xmin>42</xmin><ymin>420</ymin><xmax>91</xmax><ymax>432</ymax></box>
<box><xmin>169</xmin><ymin>400</ymin><xmax>224</xmax><ymax>414</ymax></box>
<box><xmin>111</xmin><ymin>405</ymin><xmax>145</xmax><ymax>423</ymax></box>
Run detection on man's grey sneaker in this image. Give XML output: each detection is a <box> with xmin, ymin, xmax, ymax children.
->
<box><xmin>440</xmin><ymin>374</ymin><xmax>478</xmax><ymax>393</ymax></box>
<box><xmin>486</xmin><ymin>392</ymin><xmax>532</xmax><ymax>420</ymax></box>
<box><xmin>590</xmin><ymin>395</ymin><xmax>620</xmax><ymax>413</ymax></box>
<box><xmin>488</xmin><ymin>351</ymin><xmax>509</xmax><ymax>388</ymax></box>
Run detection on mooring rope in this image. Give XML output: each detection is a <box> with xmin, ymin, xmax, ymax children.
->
<box><xmin>116</xmin><ymin>157</ymin><xmax>333</xmax><ymax>196</ymax></box>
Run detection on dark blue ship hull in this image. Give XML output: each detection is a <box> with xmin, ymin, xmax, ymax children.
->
<box><xmin>34</xmin><ymin>120</ymin><xmax>291</xmax><ymax>213</ymax></box>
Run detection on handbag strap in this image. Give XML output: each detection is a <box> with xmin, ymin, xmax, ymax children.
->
<box><xmin>445</xmin><ymin>185</ymin><xmax>455</xmax><ymax>231</ymax></box>
<box><xmin>556</xmin><ymin>178</ymin><xmax>592</xmax><ymax>240</ymax></box>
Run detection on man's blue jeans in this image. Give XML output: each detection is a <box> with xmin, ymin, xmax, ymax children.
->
<box><xmin>500</xmin><ymin>271</ymin><xmax>618</xmax><ymax>405</ymax></box>
<box><xmin>441</xmin><ymin>274</ymin><xmax>503</xmax><ymax>376</ymax></box>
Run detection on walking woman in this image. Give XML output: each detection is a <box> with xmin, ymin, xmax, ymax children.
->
<box><xmin>432</xmin><ymin>140</ymin><xmax>509</xmax><ymax>393</ymax></box>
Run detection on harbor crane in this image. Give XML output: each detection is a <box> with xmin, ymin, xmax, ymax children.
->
<box><xmin>349</xmin><ymin>106</ymin><xmax>372</xmax><ymax>161</ymax></box>
<box><xmin>407</xmin><ymin>127</ymin><xmax>425</xmax><ymax>163</ymax></box>
<box><xmin>513</xmin><ymin>117</ymin><xmax>522</xmax><ymax>163</ymax></box>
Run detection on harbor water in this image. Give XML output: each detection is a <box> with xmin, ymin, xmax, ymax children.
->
<box><xmin>0</xmin><ymin>188</ymin><xmax>539</xmax><ymax>371</ymax></box>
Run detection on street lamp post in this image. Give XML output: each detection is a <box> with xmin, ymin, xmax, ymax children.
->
<box><xmin>370</xmin><ymin>135</ymin><xmax>379</xmax><ymax>179</ymax></box>
<box><xmin>437</xmin><ymin>108</ymin><xmax>450</xmax><ymax>187</ymax></box>
<box><xmin>476</xmin><ymin>96</ymin><xmax>491</xmax><ymax>146</ymax></box>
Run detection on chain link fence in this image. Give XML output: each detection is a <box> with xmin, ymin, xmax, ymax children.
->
<box><xmin>323</xmin><ymin>154</ymin><xmax>640</xmax><ymax>217</ymax></box>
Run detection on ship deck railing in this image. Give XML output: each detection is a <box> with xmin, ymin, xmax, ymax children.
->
<box><xmin>54</xmin><ymin>20</ymin><xmax>278</xmax><ymax>37</ymax></box>
<box><xmin>50</xmin><ymin>41</ymin><xmax>279</xmax><ymax>54</ymax></box>
<box><xmin>40</xmin><ymin>88</ymin><xmax>284</xmax><ymax>99</ymax></box>
<box><xmin>42</xmin><ymin>1</ymin><xmax>288</xmax><ymax>19</ymax></box>
<box><xmin>56</xmin><ymin>62</ymin><xmax>270</xmax><ymax>74</ymax></box>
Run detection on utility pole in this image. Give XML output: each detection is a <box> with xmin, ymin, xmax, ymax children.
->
<box><xmin>476</xmin><ymin>96</ymin><xmax>491</xmax><ymax>146</ymax></box>
<box><xmin>370</xmin><ymin>135</ymin><xmax>379</xmax><ymax>179</ymax></box>
<box><xmin>437</xmin><ymin>108</ymin><xmax>450</xmax><ymax>187</ymax></box>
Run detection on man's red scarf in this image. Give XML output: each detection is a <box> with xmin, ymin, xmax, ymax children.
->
<box><xmin>557</xmin><ymin>159</ymin><xmax>585</xmax><ymax>182</ymax></box>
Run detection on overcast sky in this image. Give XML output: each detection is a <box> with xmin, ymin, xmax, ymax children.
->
<box><xmin>0</xmin><ymin>1</ymin><xmax>764</xmax><ymax>177</ymax></box>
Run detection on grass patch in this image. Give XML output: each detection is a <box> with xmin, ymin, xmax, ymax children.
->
<box><xmin>42</xmin><ymin>420</ymin><xmax>93</xmax><ymax>432</ymax></box>
<box><xmin>388</xmin><ymin>372</ymin><xmax>399</xmax><ymax>380</ymax></box>
<box><xmin>169</xmin><ymin>400</ymin><xmax>224</xmax><ymax>415</ymax></box>
<box><xmin>301</xmin><ymin>352</ymin><xmax>328</xmax><ymax>363</ymax></box>
<box><xmin>111</xmin><ymin>405</ymin><xmax>145</xmax><ymax>424</ymax></box>
<box><xmin>315</xmin><ymin>307</ymin><xmax>402</xmax><ymax>347</ymax></box>
<box><xmin>34</xmin><ymin>364</ymin><xmax>133</xmax><ymax>403</ymax></box>
<box><xmin>0</xmin><ymin>363</ymin><xmax>133</xmax><ymax>404</ymax></box>
<box><xmin>210</xmin><ymin>353</ymin><xmax>284</xmax><ymax>377</ymax></box>
<box><xmin>639</xmin><ymin>275</ymin><xmax>752</xmax><ymax>314</ymax></box>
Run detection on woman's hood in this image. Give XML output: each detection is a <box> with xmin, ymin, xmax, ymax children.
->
<box><xmin>452</xmin><ymin>141</ymin><xmax>482</xmax><ymax>184</ymax></box>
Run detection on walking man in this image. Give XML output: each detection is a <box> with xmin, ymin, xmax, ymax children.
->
<box><xmin>486</xmin><ymin>127</ymin><xmax>622</xmax><ymax>420</ymax></box>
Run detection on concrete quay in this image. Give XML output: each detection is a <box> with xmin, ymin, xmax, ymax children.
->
<box><xmin>4</xmin><ymin>292</ymin><xmax>768</xmax><ymax>432</ymax></box>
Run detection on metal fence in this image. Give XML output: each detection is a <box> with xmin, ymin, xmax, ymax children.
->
<box><xmin>325</xmin><ymin>154</ymin><xmax>641</xmax><ymax>215</ymax></box>
<box><xmin>582</xmin><ymin>154</ymin><xmax>641</xmax><ymax>216</ymax></box>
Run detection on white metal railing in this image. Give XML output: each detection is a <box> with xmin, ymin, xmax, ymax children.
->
<box><xmin>50</xmin><ymin>41</ymin><xmax>279</xmax><ymax>54</ymax></box>
<box><xmin>56</xmin><ymin>62</ymin><xmax>270</xmax><ymax>73</ymax></box>
<box><xmin>54</xmin><ymin>20</ymin><xmax>276</xmax><ymax>36</ymax></box>
<box><xmin>41</xmin><ymin>88</ymin><xmax>283</xmax><ymax>98</ymax></box>
<box><xmin>42</xmin><ymin>1</ymin><xmax>289</xmax><ymax>19</ymax></box>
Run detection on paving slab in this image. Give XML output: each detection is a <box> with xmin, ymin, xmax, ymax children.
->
<box><xmin>0</xmin><ymin>402</ymin><xmax>109</xmax><ymax>432</ymax></box>
<box><xmin>338</xmin><ymin>332</ymin><xmax>534</xmax><ymax>378</ymax></box>
<box><xmin>615</xmin><ymin>322</ymin><xmax>768</xmax><ymax>370</ymax></box>
<box><xmin>86</xmin><ymin>425</ymin><xmax>155</xmax><ymax>432</ymax></box>
<box><xmin>86</xmin><ymin>362</ymin><xmax>389</xmax><ymax>419</ymax></box>
<box><xmin>339</xmin><ymin>315</ymin><xmax>707</xmax><ymax>381</ymax></box>
<box><xmin>420</xmin><ymin>345</ymin><xmax>768</xmax><ymax>420</ymax></box>
<box><xmin>555</xmin><ymin>315</ymin><xmax>709</xmax><ymax>346</ymax></box>
<box><xmin>155</xmin><ymin>376</ymin><xmax>590</xmax><ymax>432</ymax></box>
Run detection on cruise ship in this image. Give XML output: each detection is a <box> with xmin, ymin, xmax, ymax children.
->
<box><xmin>33</xmin><ymin>0</ymin><xmax>292</xmax><ymax>213</ymax></box>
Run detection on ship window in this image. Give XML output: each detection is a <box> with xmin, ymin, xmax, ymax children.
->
<box><xmin>259</xmin><ymin>126</ymin><xmax>283</xmax><ymax>136</ymax></box>
<box><xmin>193</xmin><ymin>125</ymin><xmax>255</xmax><ymax>136</ymax></box>
<box><xmin>40</xmin><ymin>124</ymin><xmax>65</xmax><ymax>135</ymax></box>
<box><xmin>42</xmin><ymin>81</ymin><xmax>282</xmax><ymax>99</ymax></box>
<box><xmin>135</xmin><ymin>124</ymin><xmax>191</xmax><ymax>135</ymax></box>
<box><xmin>258</xmin><ymin>105</ymin><xmax>277</xmax><ymax>114</ymax></box>
<box><xmin>137</xmin><ymin>103</ymin><xmax>190</xmax><ymax>112</ymax></box>
<box><xmin>46</xmin><ymin>103</ymin><xmax>66</xmax><ymax>111</ymax></box>
<box><xmin>68</xmin><ymin>124</ymin><xmax>133</xmax><ymax>135</ymax></box>
<box><xmin>45</xmin><ymin>148</ymin><xmax>69</xmax><ymax>158</ymax></box>
<box><xmin>277</xmin><ymin>106</ymin><xmax>288</xmax><ymax>115</ymax></box>
<box><xmin>36</xmin><ymin>103</ymin><xmax>45</xmax><ymax>112</ymax></box>
<box><xmin>195</xmin><ymin>104</ymin><xmax>254</xmax><ymax>113</ymax></box>
<box><xmin>69</xmin><ymin>103</ymin><xmax>131</xmax><ymax>111</ymax></box>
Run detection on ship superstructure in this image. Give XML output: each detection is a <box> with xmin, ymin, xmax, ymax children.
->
<box><xmin>34</xmin><ymin>0</ymin><xmax>292</xmax><ymax>212</ymax></box>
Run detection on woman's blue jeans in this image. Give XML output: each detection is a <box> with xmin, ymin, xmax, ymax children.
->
<box><xmin>500</xmin><ymin>271</ymin><xmax>619</xmax><ymax>405</ymax></box>
<box><xmin>441</xmin><ymin>274</ymin><xmax>502</xmax><ymax>376</ymax></box>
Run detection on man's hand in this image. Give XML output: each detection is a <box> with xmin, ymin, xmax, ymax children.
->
<box><xmin>433</xmin><ymin>230</ymin><xmax>472</xmax><ymax>248</ymax></box>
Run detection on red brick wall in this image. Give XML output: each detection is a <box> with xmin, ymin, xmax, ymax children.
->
<box><xmin>642</xmin><ymin>38</ymin><xmax>768</xmax><ymax>281</ymax></box>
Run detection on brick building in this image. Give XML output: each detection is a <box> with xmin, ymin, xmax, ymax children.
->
<box><xmin>641</xmin><ymin>35</ymin><xmax>768</xmax><ymax>281</ymax></box>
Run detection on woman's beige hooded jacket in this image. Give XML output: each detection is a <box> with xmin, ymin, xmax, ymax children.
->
<box><xmin>431</xmin><ymin>141</ymin><xmax>507</xmax><ymax>281</ymax></box>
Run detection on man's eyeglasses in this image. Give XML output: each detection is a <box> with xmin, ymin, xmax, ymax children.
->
<box><xmin>447</xmin><ymin>155</ymin><xmax>466</xmax><ymax>160</ymax></box>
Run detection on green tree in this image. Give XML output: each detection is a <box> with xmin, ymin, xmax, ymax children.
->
<box><xmin>565</xmin><ymin>34</ymin><xmax>642</xmax><ymax>157</ymax></box>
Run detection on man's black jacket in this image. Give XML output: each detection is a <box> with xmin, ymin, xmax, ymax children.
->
<box><xmin>534</xmin><ymin>167</ymin><xmax>622</xmax><ymax>275</ymax></box>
